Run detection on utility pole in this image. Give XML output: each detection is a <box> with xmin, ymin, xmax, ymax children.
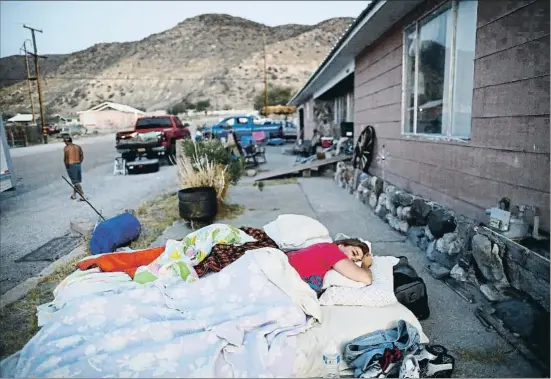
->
<box><xmin>23</xmin><ymin>24</ymin><xmax>48</xmax><ymax>144</ymax></box>
<box><xmin>20</xmin><ymin>41</ymin><xmax>36</xmax><ymax>124</ymax></box>
<box><xmin>263</xmin><ymin>32</ymin><xmax>268</xmax><ymax>117</ymax></box>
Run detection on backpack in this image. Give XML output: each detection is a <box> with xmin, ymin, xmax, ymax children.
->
<box><xmin>393</xmin><ymin>256</ymin><xmax>430</xmax><ymax>320</ymax></box>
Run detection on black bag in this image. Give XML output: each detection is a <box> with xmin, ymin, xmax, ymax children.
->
<box><xmin>393</xmin><ymin>256</ymin><xmax>430</xmax><ymax>320</ymax></box>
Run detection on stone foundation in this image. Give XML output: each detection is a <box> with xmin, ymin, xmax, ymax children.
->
<box><xmin>334</xmin><ymin>162</ymin><xmax>550</xmax><ymax>313</ymax></box>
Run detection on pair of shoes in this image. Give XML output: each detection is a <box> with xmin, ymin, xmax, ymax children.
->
<box><xmin>414</xmin><ymin>345</ymin><xmax>455</xmax><ymax>378</ymax></box>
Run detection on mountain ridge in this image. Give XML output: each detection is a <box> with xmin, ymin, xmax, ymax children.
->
<box><xmin>0</xmin><ymin>13</ymin><xmax>354</xmax><ymax>114</ymax></box>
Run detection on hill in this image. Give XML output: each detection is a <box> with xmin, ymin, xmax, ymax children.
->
<box><xmin>0</xmin><ymin>14</ymin><xmax>353</xmax><ymax>114</ymax></box>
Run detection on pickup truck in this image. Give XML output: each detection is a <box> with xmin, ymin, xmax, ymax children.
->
<box><xmin>204</xmin><ymin>116</ymin><xmax>283</xmax><ymax>141</ymax></box>
<box><xmin>115</xmin><ymin>115</ymin><xmax>190</xmax><ymax>165</ymax></box>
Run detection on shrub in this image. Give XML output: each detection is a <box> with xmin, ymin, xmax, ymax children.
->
<box><xmin>179</xmin><ymin>139</ymin><xmax>244</xmax><ymax>200</ymax></box>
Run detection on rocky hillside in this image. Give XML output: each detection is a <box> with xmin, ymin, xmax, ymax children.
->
<box><xmin>0</xmin><ymin>54</ymin><xmax>68</xmax><ymax>90</ymax></box>
<box><xmin>0</xmin><ymin>14</ymin><xmax>353</xmax><ymax>114</ymax></box>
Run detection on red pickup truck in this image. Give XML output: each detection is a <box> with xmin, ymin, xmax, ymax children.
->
<box><xmin>115</xmin><ymin>115</ymin><xmax>190</xmax><ymax>165</ymax></box>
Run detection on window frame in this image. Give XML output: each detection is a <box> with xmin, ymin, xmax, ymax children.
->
<box><xmin>400</xmin><ymin>0</ymin><xmax>473</xmax><ymax>140</ymax></box>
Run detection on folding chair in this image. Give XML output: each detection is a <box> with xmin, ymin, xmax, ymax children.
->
<box><xmin>243</xmin><ymin>144</ymin><xmax>259</xmax><ymax>168</ymax></box>
<box><xmin>252</xmin><ymin>131</ymin><xmax>267</xmax><ymax>163</ymax></box>
<box><xmin>113</xmin><ymin>157</ymin><xmax>126</xmax><ymax>175</ymax></box>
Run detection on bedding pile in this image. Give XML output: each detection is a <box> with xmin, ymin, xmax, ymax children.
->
<box><xmin>1</xmin><ymin>248</ymin><xmax>320</xmax><ymax>378</ymax></box>
<box><xmin>2</xmin><ymin>215</ymin><xmax>438</xmax><ymax>378</ymax></box>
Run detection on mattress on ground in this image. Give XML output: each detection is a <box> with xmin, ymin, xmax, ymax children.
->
<box><xmin>292</xmin><ymin>303</ymin><xmax>430</xmax><ymax>378</ymax></box>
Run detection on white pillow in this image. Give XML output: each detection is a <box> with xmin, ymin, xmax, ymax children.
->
<box><xmin>322</xmin><ymin>261</ymin><xmax>366</xmax><ymax>289</ymax></box>
<box><xmin>319</xmin><ymin>256</ymin><xmax>399</xmax><ymax>307</ymax></box>
<box><xmin>263</xmin><ymin>214</ymin><xmax>332</xmax><ymax>250</ymax></box>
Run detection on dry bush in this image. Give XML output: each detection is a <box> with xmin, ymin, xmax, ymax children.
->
<box><xmin>177</xmin><ymin>143</ymin><xmax>230</xmax><ymax>202</ymax></box>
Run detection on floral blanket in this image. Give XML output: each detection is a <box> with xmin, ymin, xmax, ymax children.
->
<box><xmin>133</xmin><ymin>224</ymin><xmax>256</xmax><ymax>284</ymax></box>
<box><xmin>1</xmin><ymin>248</ymin><xmax>320</xmax><ymax>378</ymax></box>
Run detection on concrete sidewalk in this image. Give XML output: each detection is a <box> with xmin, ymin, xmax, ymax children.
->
<box><xmin>156</xmin><ymin>176</ymin><xmax>540</xmax><ymax>377</ymax></box>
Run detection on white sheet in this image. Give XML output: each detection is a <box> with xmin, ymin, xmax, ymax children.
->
<box><xmin>292</xmin><ymin>303</ymin><xmax>430</xmax><ymax>378</ymax></box>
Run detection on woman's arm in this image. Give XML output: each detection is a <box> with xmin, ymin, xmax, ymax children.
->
<box><xmin>333</xmin><ymin>259</ymin><xmax>372</xmax><ymax>285</ymax></box>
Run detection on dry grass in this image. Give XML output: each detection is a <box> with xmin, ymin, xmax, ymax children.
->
<box><xmin>0</xmin><ymin>254</ymin><xmax>86</xmax><ymax>359</ymax></box>
<box><xmin>129</xmin><ymin>192</ymin><xmax>180</xmax><ymax>250</ymax></box>
<box><xmin>217</xmin><ymin>202</ymin><xmax>245</xmax><ymax>220</ymax></box>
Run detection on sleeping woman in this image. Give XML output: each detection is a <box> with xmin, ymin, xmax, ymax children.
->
<box><xmin>286</xmin><ymin>238</ymin><xmax>373</xmax><ymax>295</ymax></box>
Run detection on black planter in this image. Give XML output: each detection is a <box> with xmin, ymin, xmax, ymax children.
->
<box><xmin>178</xmin><ymin>186</ymin><xmax>218</xmax><ymax>222</ymax></box>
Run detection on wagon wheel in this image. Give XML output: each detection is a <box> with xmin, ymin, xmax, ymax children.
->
<box><xmin>352</xmin><ymin>125</ymin><xmax>376</xmax><ymax>174</ymax></box>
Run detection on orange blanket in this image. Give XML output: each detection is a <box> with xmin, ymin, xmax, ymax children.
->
<box><xmin>76</xmin><ymin>246</ymin><xmax>165</xmax><ymax>278</ymax></box>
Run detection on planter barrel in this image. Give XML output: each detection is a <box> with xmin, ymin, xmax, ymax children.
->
<box><xmin>178</xmin><ymin>186</ymin><xmax>218</xmax><ymax>222</ymax></box>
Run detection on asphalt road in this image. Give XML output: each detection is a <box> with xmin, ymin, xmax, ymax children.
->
<box><xmin>0</xmin><ymin>135</ymin><xmax>178</xmax><ymax>295</ymax></box>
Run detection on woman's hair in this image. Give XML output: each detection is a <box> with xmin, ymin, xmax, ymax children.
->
<box><xmin>334</xmin><ymin>238</ymin><xmax>370</xmax><ymax>256</ymax></box>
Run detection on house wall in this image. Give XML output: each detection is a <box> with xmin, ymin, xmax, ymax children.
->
<box><xmin>79</xmin><ymin>110</ymin><xmax>140</xmax><ymax>131</ymax></box>
<box><xmin>354</xmin><ymin>0</ymin><xmax>550</xmax><ymax>231</ymax></box>
<box><xmin>301</xmin><ymin>97</ymin><xmax>317</xmax><ymax>140</ymax></box>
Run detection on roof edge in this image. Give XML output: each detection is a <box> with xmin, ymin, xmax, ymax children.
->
<box><xmin>288</xmin><ymin>0</ymin><xmax>381</xmax><ymax>106</ymax></box>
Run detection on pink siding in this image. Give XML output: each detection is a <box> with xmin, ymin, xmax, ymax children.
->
<box><xmin>79</xmin><ymin>110</ymin><xmax>140</xmax><ymax>131</ymax></box>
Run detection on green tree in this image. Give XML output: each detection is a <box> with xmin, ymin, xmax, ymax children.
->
<box><xmin>166</xmin><ymin>102</ymin><xmax>189</xmax><ymax>115</ymax></box>
<box><xmin>253</xmin><ymin>86</ymin><xmax>294</xmax><ymax>112</ymax></box>
<box><xmin>195</xmin><ymin>100</ymin><xmax>211</xmax><ymax>113</ymax></box>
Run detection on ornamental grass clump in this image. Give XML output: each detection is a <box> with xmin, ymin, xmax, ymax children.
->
<box><xmin>178</xmin><ymin>139</ymin><xmax>243</xmax><ymax>202</ymax></box>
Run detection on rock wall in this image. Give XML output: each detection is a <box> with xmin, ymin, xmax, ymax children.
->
<box><xmin>334</xmin><ymin>162</ymin><xmax>550</xmax><ymax>312</ymax></box>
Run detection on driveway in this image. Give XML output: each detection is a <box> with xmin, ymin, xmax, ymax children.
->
<box><xmin>0</xmin><ymin>135</ymin><xmax>177</xmax><ymax>294</ymax></box>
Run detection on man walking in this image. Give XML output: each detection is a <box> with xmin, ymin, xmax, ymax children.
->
<box><xmin>63</xmin><ymin>136</ymin><xmax>85</xmax><ymax>200</ymax></box>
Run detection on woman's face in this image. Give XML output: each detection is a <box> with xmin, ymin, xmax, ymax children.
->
<box><xmin>338</xmin><ymin>245</ymin><xmax>365</xmax><ymax>262</ymax></box>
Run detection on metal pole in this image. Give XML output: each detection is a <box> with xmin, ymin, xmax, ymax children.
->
<box><xmin>23</xmin><ymin>24</ymin><xmax>48</xmax><ymax>144</ymax></box>
<box><xmin>263</xmin><ymin>32</ymin><xmax>268</xmax><ymax>116</ymax></box>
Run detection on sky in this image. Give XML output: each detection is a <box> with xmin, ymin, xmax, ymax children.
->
<box><xmin>0</xmin><ymin>1</ymin><xmax>368</xmax><ymax>57</ymax></box>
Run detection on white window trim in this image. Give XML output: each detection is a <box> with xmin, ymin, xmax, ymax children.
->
<box><xmin>400</xmin><ymin>0</ymin><xmax>473</xmax><ymax>141</ymax></box>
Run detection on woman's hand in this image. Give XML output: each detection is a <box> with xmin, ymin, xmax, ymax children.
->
<box><xmin>333</xmin><ymin>259</ymin><xmax>372</xmax><ymax>285</ymax></box>
<box><xmin>361</xmin><ymin>254</ymin><xmax>373</xmax><ymax>269</ymax></box>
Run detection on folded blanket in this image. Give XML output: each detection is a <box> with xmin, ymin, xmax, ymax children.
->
<box><xmin>76</xmin><ymin>246</ymin><xmax>164</xmax><ymax>278</ymax></box>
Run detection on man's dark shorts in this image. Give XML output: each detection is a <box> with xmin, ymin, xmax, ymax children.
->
<box><xmin>67</xmin><ymin>163</ymin><xmax>82</xmax><ymax>185</ymax></box>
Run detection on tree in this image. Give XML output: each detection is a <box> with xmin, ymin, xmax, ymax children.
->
<box><xmin>166</xmin><ymin>102</ymin><xmax>189</xmax><ymax>115</ymax></box>
<box><xmin>253</xmin><ymin>86</ymin><xmax>294</xmax><ymax>112</ymax></box>
<box><xmin>195</xmin><ymin>100</ymin><xmax>211</xmax><ymax>113</ymax></box>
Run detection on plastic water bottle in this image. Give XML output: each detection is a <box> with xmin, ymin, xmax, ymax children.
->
<box><xmin>323</xmin><ymin>339</ymin><xmax>341</xmax><ymax>378</ymax></box>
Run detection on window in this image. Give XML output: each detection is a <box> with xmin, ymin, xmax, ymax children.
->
<box><xmin>402</xmin><ymin>0</ymin><xmax>477</xmax><ymax>138</ymax></box>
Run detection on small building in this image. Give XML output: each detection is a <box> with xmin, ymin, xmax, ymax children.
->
<box><xmin>77</xmin><ymin>102</ymin><xmax>145</xmax><ymax>131</ymax></box>
<box><xmin>6</xmin><ymin>114</ymin><xmax>34</xmax><ymax>127</ymax></box>
<box><xmin>289</xmin><ymin>0</ymin><xmax>550</xmax><ymax>232</ymax></box>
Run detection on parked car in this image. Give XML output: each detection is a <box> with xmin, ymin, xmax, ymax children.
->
<box><xmin>282</xmin><ymin>120</ymin><xmax>297</xmax><ymax>140</ymax></box>
<box><xmin>115</xmin><ymin>115</ymin><xmax>190</xmax><ymax>165</ymax></box>
<box><xmin>55</xmin><ymin>124</ymin><xmax>87</xmax><ymax>139</ymax></box>
<box><xmin>204</xmin><ymin>116</ymin><xmax>284</xmax><ymax>141</ymax></box>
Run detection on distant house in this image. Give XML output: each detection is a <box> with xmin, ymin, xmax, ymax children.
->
<box><xmin>77</xmin><ymin>102</ymin><xmax>145</xmax><ymax>131</ymax></box>
<box><xmin>289</xmin><ymin>0</ymin><xmax>550</xmax><ymax>232</ymax></box>
<box><xmin>50</xmin><ymin>114</ymin><xmax>79</xmax><ymax>126</ymax></box>
<box><xmin>6</xmin><ymin>114</ymin><xmax>34</xmax><ymax>126</ymax></box>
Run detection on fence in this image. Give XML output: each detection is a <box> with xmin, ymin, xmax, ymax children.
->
<box><xmin>4</xmin><ymin>124</ymin><xmax>43</xmax><ymax>147</ymax></box>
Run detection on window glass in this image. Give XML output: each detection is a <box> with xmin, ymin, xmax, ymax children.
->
<box><xmin>402</xmin><ymin>0</ymin><xmax>477</xmax><ymax>138</ymax></box>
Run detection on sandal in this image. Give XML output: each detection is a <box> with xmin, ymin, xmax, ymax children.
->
<box><xmin>415</xmin><ymin>345</ymin><xmax>448</xmax><ymax>362</ymax></box>
<box><xmin>422</xmin><ymin>353</ymin><xmax>455</xmax><ymax>378</ymax></box>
